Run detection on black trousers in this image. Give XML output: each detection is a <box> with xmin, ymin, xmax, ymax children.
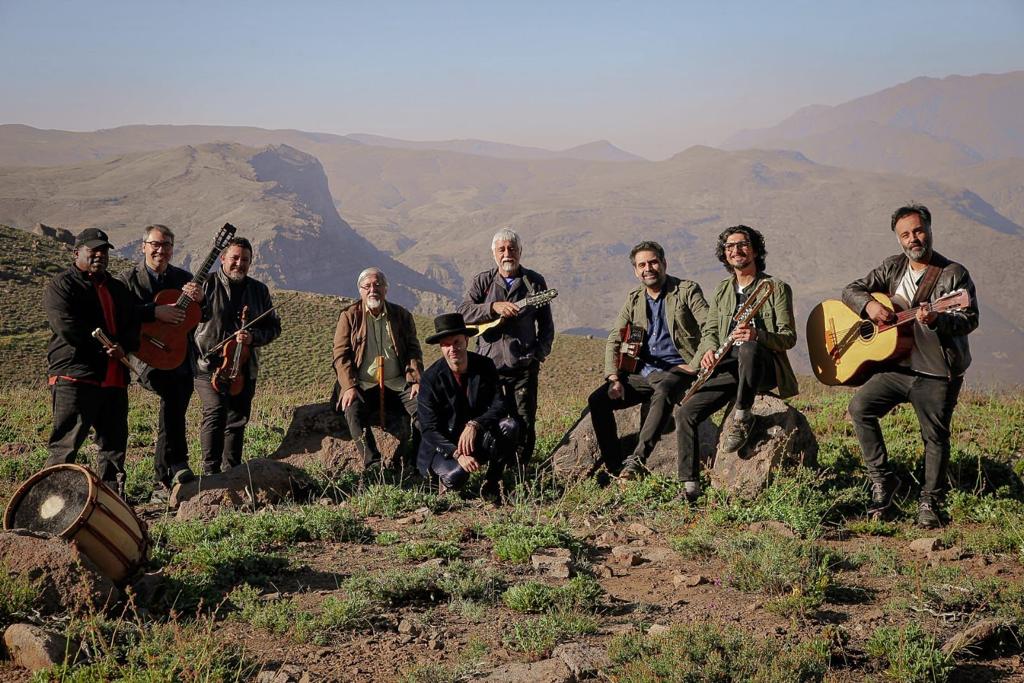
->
<box><xmin>45</xmin><ymin>380</ymin><xmax>129</xmax><ymax>484</ymax></box>
<box><xmin>848</xmin><ymin>369</ymin><xmax>963</xmax><ymax>503</ymax></box>
<box><xmin>587</xmin><ymin>368</ymin><xmax>694</xmax><ymax>473</ymax></box>
<box><xmin>425</xmin><ymin>418</ymin><xmax>518</xmax><ymax>490</ymax></box>
<box><xmin>145</xmin><ymin>369</ymin><xmax>194</xmax><ymax>486</ymax></box>
<box><xmin>497</xmin><ymin>361</ymin><xmax>540</xmax><ymax>466</ymax></box>
<box><xmin>194</xmin><ymin>373</ymin><xmax>256</xmax><ymax>474</ymax></box>
<box><xmin>675</xmin><ymin>342</ymin><xmax>776</xmax><ymax>481</ymax></box>
<box><xmin>343</xmin><ymin>384</ymin><xmax>420</xmax><ymax>467</ymax></box>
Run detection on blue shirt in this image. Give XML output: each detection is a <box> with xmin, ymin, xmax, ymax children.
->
<box><xmin>641</xmin><ymin>291</ymin><xmax>684</xmax><ymax>376</ymax></box>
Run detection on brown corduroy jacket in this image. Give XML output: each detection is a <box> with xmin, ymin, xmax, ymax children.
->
<box><xmin>332</xmin><ymin>300</ymin><xmax>423</xmax><ymax>401</ymax></box>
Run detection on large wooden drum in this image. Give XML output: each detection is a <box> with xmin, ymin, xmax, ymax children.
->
<box><xmin>3</xmin><ymin>464</ymin><xmax>149</xmax><ymax>583</ymax></box>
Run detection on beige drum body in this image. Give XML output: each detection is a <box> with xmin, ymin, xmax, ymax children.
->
<box><xmin>3</xmin><ymin>464</ymin><xmax>149</xmax><ymax>583</ymax></box>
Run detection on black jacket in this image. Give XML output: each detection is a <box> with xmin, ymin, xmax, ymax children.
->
<box><xmin>842</xmin><ymin>251</ymin><xmax>978</xmax><ymax>378</ymax></box>
<box><xmin>193</xmin><ymin>270</ymin><xmax>281</xmax><ymax>379</ymax></box>
<box><xmin>416</xmin><ymin>352</ymin><xmax>507</xmax><ymax>474</ymax></box>
<box><xmin>458</xmin><ymin>267</ymin><xmax>555</xmax><ymax>370</ymax></box>
<box><xmin>118</xmin><ymin>262</ymin><xmax>209</xmax><ymax>381</ymax></box>
<box><xmin>43</xmin><ymin>266</ymin><xmax>141</xmax><ymax>381</ymax></box>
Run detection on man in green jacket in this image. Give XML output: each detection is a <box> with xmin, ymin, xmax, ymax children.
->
<box><xmin>588</xmin><ymin>241</ymin><xmax>708</xmax><ymax>480</ymax></box>
<box><xmin>674</xmin><ymin>226</ymin><xmax>798</xmax><ymax>499</ymax></box>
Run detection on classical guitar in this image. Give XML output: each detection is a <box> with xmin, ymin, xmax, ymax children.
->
<box><xmin>806</xmin><ymin>289</ymin><xmax>971</xmax><ymax>386</ymax></box>
<box><xmin>467</xmin><ymin>288</ymin><xmax>558</xmax><ymax>341</ymax></box>
<box><xmin>134</xmin><ymin>223</ymin><xmax>236</xmax><ymax>370</ymax></box>
<box><xmin>614</xmin><ymin>324</ymin><xmax>645</xmax><ymax>373</ymax></box>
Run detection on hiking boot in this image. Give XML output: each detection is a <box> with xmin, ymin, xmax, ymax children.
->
<box><xmin>917</xmin><ymin>501</ymin><xmax>942</xmax><ymax>529</ymax></box>
<box><xmin>868</xmin><ymin>475</ymin><xmax>900</xmax><ymax>521</ymax></box>
<box><xmin>720</xmin><ymin>416</ymin><xmax>754</xmax><ymax>453</ymax></box>
<box><xmin>618</xmin><ymin>457</ymin><xmax>649</xmax><ymax>482</ymax></box>
<box><xmin>683</xmin><ymin>480</ymin><xmax>702</xmax><ymax>503</ymax></box>
<box><xmin>170</xmin><ymin>467</ymin><xmax>195</xmax><ymax>487</ymax></box>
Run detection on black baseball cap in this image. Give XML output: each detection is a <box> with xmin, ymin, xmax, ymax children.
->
<box><xmin>75</xmin><ymin>228</ymin><xmax>113</xmax><ymax>249</ymax></box>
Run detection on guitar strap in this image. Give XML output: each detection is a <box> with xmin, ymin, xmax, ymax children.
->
<box><xmin>910</xmin><ymin>263</ymin><xmax>942</xmax><ymax>307</ymax></box>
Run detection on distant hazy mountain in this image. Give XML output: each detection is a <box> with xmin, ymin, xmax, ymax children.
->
<box><xmin>0</xmin><ymin>142</ymin><xmax>450</xmax><ymax>311</ymax></box>
<box><xmin>932</xmin><ymin>157</ymin><xmax>1024</xmax><ymax>228</ymax></box>
<box><xmin>345</xmin><ymin>134</ymin><xmax>645</xmax><ymax>162</ymax></box>
<box><xmin>723</xmin><ymin>71</ymin><xmax>1024</xmax><ymax>175</ymax></box>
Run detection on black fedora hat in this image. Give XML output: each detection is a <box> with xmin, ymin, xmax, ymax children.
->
<box><xmin>426</xmin><ymin>313</ymin><xmax>478</xmax><ymax>345</ymax></box>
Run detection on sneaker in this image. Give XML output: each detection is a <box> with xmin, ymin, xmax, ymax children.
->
<box><xmin>720</xmin><ymin>416</ymin><xmax>753</xmax><ymax>453</ymax></box>
<box><xmin>618</xmin><ymin>457</ymin><xmax>648</xmax><ymax>481</ymax></box>
<box><xmin>683</xmin><ymin>480</ymin><xmax>702</xmax><ymax>503</ymax></box>
<box><xmin>917</xmin><ymin>501</ymin><xmax>942</xmax><ymax>529</ymax></box>
<box><xmin>170</xmin><ymin>467</ymin><xmax>195</xmax><ymax>487</ymax></box>
<box><xmin>868</xmin><ymin>475</ymin><xmax>900</xmax><ymax>521</ymax></box>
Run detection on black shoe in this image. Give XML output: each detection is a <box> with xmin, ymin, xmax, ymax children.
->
<box><xmin>868</xmin><ymin>475</ymin><xmax>900</xmax><ymax>521</ymax></box>
<box><xmin>917</xmin><ymin>501</ymin><xmax>942</xmax><ymax>529</ymax></box>
<box><xmin>721</xmin><ymin>416</ymin><xmax>754</xmax><ymax>453</ymax></box>
<box><xmin>618</xmin><ymin>457</ymin><xmax>648</xmax><ymax>482</ymax></box>
<box><xmin>170</xmin><ymin>467</ymin><xmax>195</xmax><ymax>487</ymax></box>
<box><xmin>682</xmin><ymin>480</ymin><xmax>702</xmax><ymax>503</ymax></box>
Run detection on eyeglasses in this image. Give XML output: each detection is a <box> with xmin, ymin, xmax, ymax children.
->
<box><xmin>144</xmin><ymin>240</ymin><xmax>174</xmax><ymax>251</ymax></box>
<box><xmin>724</xmin><ymin>240</ymin><xmax>750</xmax><ymax>252</ymax></box>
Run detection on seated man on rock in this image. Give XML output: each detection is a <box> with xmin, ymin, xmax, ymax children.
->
<box><xmin>333</xmin><ymin>267</ymin><xmax>423</xmax><ymax>471</ymax></box>
<box><xmin>416</xmin><ymin>313</ymin><xmax>518</xmax><ymax>498</ymax></box>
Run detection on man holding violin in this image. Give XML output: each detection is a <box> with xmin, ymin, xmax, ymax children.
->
<box><xmin>193</xmin><ymin>237</ymin><xmax>281</xmax><ymax>475</ymax></box>
<box><xmin>587</xmin><ymin>240</ymin><xmax>707</xmax><ymax>482</ymax></box>
<box><xmin>119</xmin><ymin>224</ymin><xmax>206</xmax><ymax>498</ymax></box>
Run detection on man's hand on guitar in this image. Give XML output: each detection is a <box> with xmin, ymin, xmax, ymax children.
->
<box><xmin>700</xmin><ymin>349</ymin><xmax>717</xmax><ymax>370</ymax></box>
<box><xmin>492</xmin><ymin>301</ymin><xmax>520</xmax><ymax>319</ymax></box>
<box><xmin>181</xmin><ymin>282</ymin><xmax>204</xmax><ymax>303</ymax></box>
<box><xmin>607</xmin><ymin>377</ymin><xmax>624</xmax><ymax>400</ymax></box>
<box><xmin>916</xmin><ymin>303</ymin><xmax>938</xmax><ymax>326</ymax></box>
<box><xmin>730</xmin><ymin>322</ymin><xmax>758</xmax><ymax>343</ymax></box>
<box><xmin>155</xmin><ymin>305</ymin><xmax>186</xmax><ymax>324</ymax></box>
<box><xmin>865</xmin><ymin>300</ymin><xmax>896</xmax><ymax>325</ymax></box>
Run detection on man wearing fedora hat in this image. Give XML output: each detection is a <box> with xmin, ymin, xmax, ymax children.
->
<box><xmin>416</xmin><ymin>313</ymin><xmax>518</xmax><ymax>497</ymax></box>
<box><xmin>42</xmin><ymin>228</ymin><xmax>142</xmax><ymax>493</ymax></box>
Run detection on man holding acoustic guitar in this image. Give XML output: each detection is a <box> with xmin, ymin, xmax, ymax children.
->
<box><xmin>588</xmin><ymin>240</ymin><xmax>708</xmax><ymax>481</ymax></box>
<box><xmin>673</xmin><ymin>226</ymin><xmax>799</xmax><ymax>501</ymax></box>
<box><xmin>458</xmin><ymin>228</ymin><xmax>555</xmax><ymax>468</ymax></box>
<box><xmin>841</xmin><ymin>204</ymin><xmax>979</xmax><ymax>529</ymax></box>
<box><xmin>119</xmin><ymin>224</ymin><xmax>206</xmax><ymax>499</ymax></box>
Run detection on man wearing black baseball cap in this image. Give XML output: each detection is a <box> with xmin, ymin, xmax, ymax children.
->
<box><xmin>416</xmin><ymin>313</ymin><xmax>517</xmax><ymax>498</ymax></box>
<box><xmin>42</xmin><ymin>228</ymin><xmax>142</xmax><ymax>493</ymax></box>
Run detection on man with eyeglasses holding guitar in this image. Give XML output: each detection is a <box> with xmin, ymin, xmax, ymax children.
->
<box><xmin>838</xmin><ymin>204</ymin><xmax>978</xmax><ymax>529</ymax></box>
<box><xmin>119</xmin><ymin>224</ymin><xmax>208</xmax><ymax>500</ymax></box>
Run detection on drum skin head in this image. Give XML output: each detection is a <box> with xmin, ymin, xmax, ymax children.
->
<box><xmin>7</xmin><ymin>468</ymin><xmax>90</xmax><ymax>535</ymax></box>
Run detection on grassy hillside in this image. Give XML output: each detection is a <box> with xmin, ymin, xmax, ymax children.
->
<box><xmin>2</xmin><ymin>224</ymin><xmax>1023</xmax><ymax>681</ymax></box>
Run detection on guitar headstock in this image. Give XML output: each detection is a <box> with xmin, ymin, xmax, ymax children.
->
<box><xmin>933</xmin><ymin>289</ymin><xmax>971</xmax><ymax>313</ymax></box>
<box><xmin>526</xmin><ymin>288</ymin><xmax>558</xmax><ymax>307</ymax></box>
<box><xmin>214</xmin><ymin>223</ymin><xmax>237</xmax><ymax>251</ymax></box>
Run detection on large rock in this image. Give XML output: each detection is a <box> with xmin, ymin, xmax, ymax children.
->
<box><xmin>2</xmin><ymin>623</ymin><xmax>77</xmax><ymax>672</ymax></box>
<box><xmin>550</xmin><ymin>404</ymin><xmax>719</xmax><ymax>480</ymax></box>
<box><xmin>0</xmin><ymin>530</ymin><xmax>120</xmax><ymax>615</ymax></box>
<box><xmin>710</xmin><ymin>395</ymin><xmax>818</xmax><ymax>498</ymax></box>
<box><xmin>31</xmin><ymin>223</ymin><xmax>75</xmax><ymax>245</ymax></box>
<box><xmin>269</xmin><ymin>402</ymin><xmax>409</xmax><ymax>474</ymax></box>
<box><xmin>170</xmin><ymin>459</ymin><xmax>317</xmax><ymax>521</ymax></box>
<box><xmin>479</xmin><ymin>658</ymin><xmax>573</xmax><ymax>683</ymax></box>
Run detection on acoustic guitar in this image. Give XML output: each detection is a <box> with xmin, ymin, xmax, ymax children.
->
<box><xmin>467</xmin><ymin>288</ymin><xmax>558</xmax><ymax>342</ymax></box>
<box><xmin>806</xmin><ymin>289</ymin><xmax>971</xmax><ymax>386</ymax></box>
<box><xmin>134</xmin><ymin>223</ymin><xmax>236</xmax><ymax>370</ymax></box>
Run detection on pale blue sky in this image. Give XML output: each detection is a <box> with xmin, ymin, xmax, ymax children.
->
<box><xmin>1</xmin><ymin>0</ymin><xmax>1021</xmax><ymax>159</ymax></box>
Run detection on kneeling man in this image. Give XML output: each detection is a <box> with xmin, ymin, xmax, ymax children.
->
<box><xmin>416</xmin><ymin>313</ymin><xmax>517</xmax><ymax>496</ymax></box>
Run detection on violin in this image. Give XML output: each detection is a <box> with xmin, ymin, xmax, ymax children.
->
<box><xmin>211</xmin><ymin>305</ymin><xmax>250</xmax><ymax>396</ymax></box>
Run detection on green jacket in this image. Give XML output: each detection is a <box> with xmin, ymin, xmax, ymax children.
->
<box><xmin>694</xmin><ymin>272</ymin><xmax>799</xmax><ymax>399</ymax></box>
<box><xmin>604</xmin><ymin>275</ymin><xmax>708</xmax><ymax>378</ymax></box>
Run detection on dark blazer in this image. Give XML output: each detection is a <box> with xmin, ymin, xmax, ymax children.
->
<box><xmin>416</xmin><ymin>352</ymin><xmax>507</xmax><ymax>475</ymax></box>
<box><xmin>43</xmin><ymin>267</ymin><xmax>141</xmax><ymax>381</ymax></box>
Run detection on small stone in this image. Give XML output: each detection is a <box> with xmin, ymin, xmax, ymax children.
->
<box><xmin>673</xmin><ymin>573</ymin><xmax>706</xmax><ymax>587</ymax></box>
<box><xmin>611</xmin><ymin>546</ymin><xmax>643</xmax><ymax>566</ymax></box>
<box><xmin>318</xmin><ymin>497</ymin><xmax>333</xmax><ymax>506</ymax></box>
<box><xmin>3</xmin><ymin>624</ymin><xmax>76</xmax><ymax>672</ymax></box>
<box><xmin>397</xmin><ymin>506</ymin><xmax>432</xmax><ymax>526</ymax></box>
<box><xmin>552</xmin><ymin>642</ymin><xmax>611</xmax><ymax>678</ymax></box>
<box><xmin>261</xmin><ymin>592</ymin><xmax>282</xmax><ymax>602</ymax></box>
<box><xmin>863</xmin><ymin>609</ymin><xmax>885</xmax><ymax>622</ymax></box>
<box><xmin>397</xmin><ymin>634</ymin><xmax>414</xmax><ymax>645</ymax></box>
<box><xmin>647</xmin><ymin>624</ymin><xmax>671</xmax><ymax>636</ymax></box>
<box><xmin>428</xmin><ymin>638</ymin><xmax>443</xmax><ymax>651</ymax></box>
<box><xmin>929</xmin><ymin>546</ymin><xmax>965</xmax><ymax>563</ymax></box>
<box><xmin>596</xmin><ymin>530</ymin><xmax>625</xmax><ymax>546</ymax></box>
<box><xmin>627</xmin><ymin>523</ymin><xmax>655</xmax><ymax>537</ymax></box>
<box><xmin>397</xmin><ymin>618</ymin><xmax>420</xmax><ymax>636</ymax></box>
<box><xmin>479</xmin><ymin>658</ymin><xmax>572</xmax><ymax>682</ymax></box>
<box><xmin>598</xmin><ymin>565</ymin><xmax>614</xmax><ymax>578</ymax></box>
<box><xmin>748</xmin><ymin>521</ymin><xmax>796</xmax><ymax>538</ymax></box>
<box><xmin>602</xmin><ymin>563</ymin><xmax>629</xmax><ymax>577</ymax></box>
<box><xmin>419</xmin><ymin>558</ymin><xmax>445</xmax><ymax>569</ymax></box>
<box><xmin>909</xmin><ymin>537</ymin><xmax>942</xmax><ymax>553</ymax></box>
<box><xmin>972</xmin><ymin>556</ymin><xmax>991</xmax><ymax>568</ymax></box>
<box><xmin>532</xmin><ymin>547</ymin><xmax>574</xmax><ymax>578</ymax></box>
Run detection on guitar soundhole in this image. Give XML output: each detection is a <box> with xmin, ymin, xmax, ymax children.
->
<box><xmin>858</xmin><ymin>320</ymin><xmax>875</xmax><ymax>341</ymax></box>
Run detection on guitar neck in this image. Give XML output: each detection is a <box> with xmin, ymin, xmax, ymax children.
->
<box><xmin>174</xmin><ymin>246</ymin><xmax>224</xmax><ymax>308</ymax></box>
